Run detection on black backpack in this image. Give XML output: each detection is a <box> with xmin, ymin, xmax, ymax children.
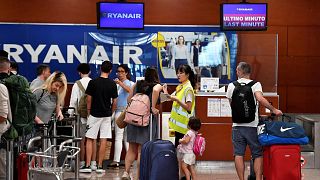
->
<box><xmin>231</xmin><ymin>80</ymin><xmax>257</xmax><ymax>123</ymax></box>
<box><xmin>1</xmin><ymin>75</ymin><xmax>37</xmax><ymax>136</ymax></box>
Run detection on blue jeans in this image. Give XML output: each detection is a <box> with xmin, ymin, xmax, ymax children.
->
<box><xmin>175</xmin><ymin>59</ymin><xmax>188</xmax><ymax>70</ymax></box>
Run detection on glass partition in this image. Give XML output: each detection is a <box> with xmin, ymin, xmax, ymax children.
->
<box><xmin>237</xmin><ymin>34</ymin><xmax>278</xmax><ymax>93</ymax></box>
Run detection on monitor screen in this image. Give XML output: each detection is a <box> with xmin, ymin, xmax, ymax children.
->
<box><xmin>97</xmin><ymin>2</ymin><xmax>144</xmax><ymax>29</ymax></box>
<box><xmin>221</xmin><ymin>3</ymin><xmax>267</xmax><ymax>31</ymax></box>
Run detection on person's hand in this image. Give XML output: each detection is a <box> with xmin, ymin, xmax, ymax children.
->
<box><xmin>36</xmin><ymin>119</ymin><xmax>44</xmax><ymax>124</ymax></box>
<box><xmin>57</xmin><ymin>112</ymin><xmax>64</xmax><ymax>121</ymax></box>
<box><xmin>272</xmin><ymin>109</ymin><xmax>283</xmax><ymax>117</ymax></box>
<box><xmin>169</xmin><ymin>95</ymin><xmax>178</xmax><ymax>101</ymax></box>
<box><xmin>114</xmin><ymin>78</ymin><xmax>121</xmax><ymax>84</ymax></box>
<box><xmin>151</xmin><ymin>107</ymin><xmax>159</xmax><ymax>115</ymax></box>
<box><xmin>163</xmin><ymin>83</ymin><xmax>168</xmax><ymax>94</ymax></box>
<box><xmin>179</xmin><ymin>138</ymin><xmax>183</xmax><ymax>143</ymax></box>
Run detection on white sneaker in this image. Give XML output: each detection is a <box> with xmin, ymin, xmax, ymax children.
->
<box><xmin>121</xmin><ymin>171</ymin><xmax>131</xmax><ymax>180</ymax></box>
<box><xmin>79</xmin><ymin>161</ymin><xmax>85</xmax><ymax>169</ymax></box>
<box><xmin>96</xmin><ymin>166</ymin><xmax>105</xmax><ymax>173</ymax></box>
<box><xmin>79</xmin><ymin>166</ymin><xmax>92</xmax><ymax>173</ymax></box>
<box><xmin>90</xmin><ymin>161</ymin><xmax>97</xmax><ymax>171</ymax></box>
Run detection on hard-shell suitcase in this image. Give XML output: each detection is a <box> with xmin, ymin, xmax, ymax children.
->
<box><xmin>140</xmin><ymin>114</ymin><xmax>179</xmax><ymax>180</ymax></box>
<box><xmin>16</xmin><ymin>152</ymin><xmax>28</xmax><ymax>180</ymax></box>
<box><xmin>263</xmin><ymin>144</ymin><xmax>301</xmax><ymax>180</ymax></box>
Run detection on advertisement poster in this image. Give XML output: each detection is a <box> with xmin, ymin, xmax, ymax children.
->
<box><xmin>0</xmin><ymin>24</ymin><xmax>238</xmax><ymax>84</ymax></box>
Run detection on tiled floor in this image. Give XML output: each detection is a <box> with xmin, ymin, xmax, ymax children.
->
<box><xmin>64</xmin><ymin>161</ymin><xmax>320</xmax><ymax>180</ymax></box>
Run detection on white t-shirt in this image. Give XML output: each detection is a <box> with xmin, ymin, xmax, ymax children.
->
<box><xmin>69</xmin><ymin>76</ymin><xmax>92</xmax><ymax>123</ymax></box>
<box><xmin>226</xmin><ymin>78</ymin><xmax>262</xmax><ymax>127</ymax></box>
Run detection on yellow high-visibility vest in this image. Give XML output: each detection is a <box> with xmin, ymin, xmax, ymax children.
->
<box><xmin>169</xmin><ymin>81</ymin><xmax>195</xmax><ymax>134</ymax></box>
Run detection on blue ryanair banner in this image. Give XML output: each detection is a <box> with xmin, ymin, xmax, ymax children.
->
<box><xmin>0</xmin><ymin>23</ymin><xmax>238</xmax><ymax>84</ymax></box>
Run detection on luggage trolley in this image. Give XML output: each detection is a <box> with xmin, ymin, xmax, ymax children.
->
<box><xmin>26</xmin><ymin>136</ymin><xmax>81</xmax><ymax>180</ymax></box>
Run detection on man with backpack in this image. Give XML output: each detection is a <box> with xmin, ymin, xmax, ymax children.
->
<box><xmin>80</xmin><ymin>60</ymin><xmax>118</xmax><ymax>173</ymax></box>
<box><xmin>226</xmin><ymin>62</ymin><xmax>282</xmax><ymax>180</ymax></box>
<box><xmin>69</xmin><ymin>63</ymin><xmax>97</xmax><ymax>170</ymax></box>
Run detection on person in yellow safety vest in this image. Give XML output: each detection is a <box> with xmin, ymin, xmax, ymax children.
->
<box><xmin>164</xmin><ymin>64</ymin><xmax>197</xmax><ymax>147</ymax></box>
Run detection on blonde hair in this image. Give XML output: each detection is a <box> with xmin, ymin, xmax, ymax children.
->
<box><xmin>42</xmin><ymin>71</ymin><xmax>67</xmax><ymax>106</ymax></box>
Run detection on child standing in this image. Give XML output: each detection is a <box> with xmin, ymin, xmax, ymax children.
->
<box><xmin>177</xmin><ymin>117</ymin><xmax>201</xmax><ymax>180</ymax></box>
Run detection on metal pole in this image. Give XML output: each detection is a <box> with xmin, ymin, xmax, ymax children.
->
<box><xmin>6</xmin><ymin>140</ymin><xmax>13</xmax><ymax>180</ymax></box>
<box><xmin>74</xmin><ymin>114</ymin><xmax>80</xmax><ymax>179</ymax></box>
<box><xmin>53</xmin><ymin>115</ymin><xmax>57</xmax><ymax>168</ymax></box>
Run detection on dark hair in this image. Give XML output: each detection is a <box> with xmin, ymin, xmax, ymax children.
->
<box><xmin>194</xmin><ymin>39</ymin><xmax>201</xmax><ymax>44</ymax></box>
<box><xmin>177</xmin><ymin>35</ymin><xmax>185</xmax><ymax>45</ymax></box>
<box><xmin>144</xmin><ymin>67</ymin><xmax>159</xmax><ymax>84</ymax></box>
<box><xmin>0</xmin><ymin>50</ymin><xmax>8</xmax><ymax>58</ymax></box>
<box><xmin>36</xmin><ymin>64</ymin><xmax>50</xmax><ymax>76</ymax></box>
<box><xmin>77</xmin><ymin>63</ymin><xmax>90</xmax><ymax>74</ymax></box>
<box><xmin>188</xmin><ymin>116</ymin><xmax>201</xmax><ymax>131</ymax></box>
<box><xmin>176</xmin><ymin>64</ymin><xmax>196</xmax><ymax>89</ymax></box>
<box><xmin>118</xmin><ymin>64</ymin><xmax>130</xmax><ymax>80</ymax></box>
<box><xmin>237</xmin><ymin>62</ymin><xmax>251</xmax><ymax>75</ymax></box>
<box><xmin>0</xmin><ymin>57</ymin><xmax>10</xmax><ymax>70</ymax></box>
<box><xmin>101</xmin><ymin>60</ymin><xmax>113</xmax><ymax>73</ymax></box>
<box><xmin>10</xmin><ymin>61</ymin><xmax>19</xmax><ymax>72</ymax></box>
<box><xmin>135</xmin><ymin>80</ymin><xmax>149</xmax><ymax>94</ymax></box>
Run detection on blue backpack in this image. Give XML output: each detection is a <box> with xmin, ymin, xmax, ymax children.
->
<box><xmin>257</xmin><ymin>118</ymin><xmax>309</xmax><ymax>146</ymax></box>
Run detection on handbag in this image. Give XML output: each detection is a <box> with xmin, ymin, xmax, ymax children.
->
<box><xmin>116</xmin><ymin>111</ymin><xmax>127</xmax><ymax>129</ymax></box>
<box><xmin>2</xmin><ymin>120</ymin><xmax>18</xmax><ymax>140</ymax></box>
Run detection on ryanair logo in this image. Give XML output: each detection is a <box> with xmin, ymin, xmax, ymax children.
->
<box><xmin>101</xmin><ymin>12</ymin><xmax>142</xmax><ymax>19</ymax></box>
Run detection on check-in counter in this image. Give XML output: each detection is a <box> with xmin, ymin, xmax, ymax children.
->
<box><xmin>194</xmin><ymin>92</ymin><xmax>279</xmax><ymax>161</ymax></box>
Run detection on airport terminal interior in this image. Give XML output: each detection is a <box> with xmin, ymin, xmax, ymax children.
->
<box><xmin>1</xmin><ymin>0</ymin><xmax>320</xmax><ymax>180</ymax></box>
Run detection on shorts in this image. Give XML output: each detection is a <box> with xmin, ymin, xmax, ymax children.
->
<box><xmin>177</xmin><ymin>151</ymin><xmax>196</xmax><ymax>165</ymax></box>
<box><xmin>85</xmin><ymin>115</ymin><xmax>112</xmax><ymax>139</ymax></box>
<box><xmin>79</xmin><ymin>123</ymin><xmax>86</xmax><ymax>137</ymax></box>
<box><xmin>232</xmin><ymin>126</ymin><xmax>262</xmax><ymax>159</ymax></box>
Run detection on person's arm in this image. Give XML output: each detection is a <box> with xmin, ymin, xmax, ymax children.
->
<box><xmin>69</xmin><ymin>83</ymin><xmax>79</xmax><ymax>108</ymax></box>
<box><xmin>112</xmin><ymin>98</ymin><xmax>117</xmax><ymax>113</ymax></box>
<box><xmin>169</xmin><ymin>89</ymin><xmax>193</xmax><ymax>112</ymax></box>
<box><xmin>151</xmin><ymin>84</ymin><xmax>163</xmax><ymax>114</ymax></box>
<box><xmin>34</xmin><ymin>116</ymin><xmax>44</xmax><ymax>124</ymax></box>
<box><xmin>185</xmin><ymin>45</ymin><xmax>191</xmax><ymax>66</ymax></box>
<box><xmin>86</xmin><ymin>95</ymin><xmax>92</xmax><ymax>116</ymax></box>
<box><xmin>115</xmin><ymin>78</ymin><xmax>131</xmax><ymax>93</ymax></box>
<box><xmin>0</xmin><ymin>85</ymin><xmax>9</xmax><ymax>123</ymax></box>
<box><xmin>171</xmin><ymin>46</ymin><xmax>176</xmax><ymax>68</ymax></box>
<box><xmin>127</xmin><ymin>83</ymin><xmax>136</xmax><ymax>102</ymax></box>
<box><xmin>55</xmin><ymin>103</ymin><xmax>63</xmax><ymax>121</ymax></box>
<box><xmin>179</xmin><ymin>134</ymin><xmax>191</xmax><ymax>144</ymax></box>
<box><xmin>255</xmin><ymin>91</ymin><xmax>282</xmax><ymax>116</ymax></box>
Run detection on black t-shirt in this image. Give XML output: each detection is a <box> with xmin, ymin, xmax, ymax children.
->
<box><xmin>86</xmin><ymin>77</ymin><xmax>118</xmax><ymax>117</ymax></box>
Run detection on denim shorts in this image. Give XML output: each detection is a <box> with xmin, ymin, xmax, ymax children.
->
<box><xmin>232</xmin><ymin>126</ymin><xmax>262</xmax><ymax>159</ymax></box>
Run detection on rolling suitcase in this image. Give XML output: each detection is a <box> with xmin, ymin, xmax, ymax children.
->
<box><xmin>16</xmin><ymin>152</ymin><xmax>28</xmax><ymax>180</ymax></box>
<box><xmin>263</xmin><ymin>144</ymin><xmax>301</xmax><ymax>180</ymax></box>
<box><xmin>140</xmin><ymin>114</ymin><xmax>179</xmax><ymax>180</ymax></box>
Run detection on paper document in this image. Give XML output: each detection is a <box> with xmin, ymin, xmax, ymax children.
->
<box><xmin>160</xmin><ymin>92</ymin><xmax>171</xmax><ymax>103</ymax></box>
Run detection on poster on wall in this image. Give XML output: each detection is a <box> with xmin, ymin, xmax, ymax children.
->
<box><xmin>155</xmin><ymin>31</ymin><xmax>238</xmax><ymax>84</ymax></box>
<box><xmin>0</xmin><ymin>24</ymin><xmax>238</xmax><ymax>84</ymax></box>
<box><xmin>85</xmin><ymin>32</ymin><xmax>158</xmax><ymax>80</ymax></box>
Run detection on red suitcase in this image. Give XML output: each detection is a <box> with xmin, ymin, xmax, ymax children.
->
<box><xmin>16</xmin><ymin>152</ymin><xmax>28</xmax><ymax>180</ymax></box>
<box><xmin>263</xmin><ymin>145</ymin><xmax>301</xmax><ymax>180</ymax></box>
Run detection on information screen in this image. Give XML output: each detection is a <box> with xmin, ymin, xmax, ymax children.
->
<box><xmin>97</xmin><ymin>2</ymin><xmax>144</xmax><ymax>29</ymax></box>
<box><xmin>221</xmin><ymin>3</ymin><xmax>267</xmax><ymax>31</ymax></box>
